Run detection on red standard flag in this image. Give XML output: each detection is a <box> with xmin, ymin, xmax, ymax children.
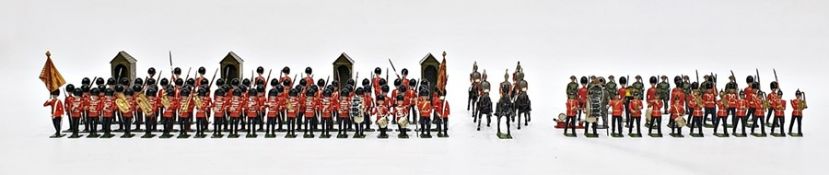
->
<box><xmin>39</xmin><ymin>51</ymin><xmax>66</xmax><ymax>93</ymax></box>
<box><xmin>436</xmin><ymin>51</ymin><xmax>448</xmax><ymax>94</ymax></box>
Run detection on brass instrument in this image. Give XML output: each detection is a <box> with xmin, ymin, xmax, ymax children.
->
<box><xmin>800</xmin><ymin>99</ymin><xmax>808</xmax><ymax>110</ymax></box>
<box><xmin>286</xmin><ymin>97</ymin><xmax>294</xmax><ymax>112</ymax></box>
<box><xmin>194</xmin><ymin>95</ymin><xmax>203</xmax><ymax>110</ymax></box>
<box><xmin>115</xmin><ymin>93</ymin><xmax>131</xmax><ymax>113</ymax></box>
<box><xmin>180</xmin><ymin>94</ymin><xmax>193</xmax><ymax>113</ymax></box>
<box><xmin>161</xmin><ymin>94</ymin><xmax>171</xmax><ymax>108</ymax></box>
<box><xmin>136</xmin><ymin>93</ymin><xmax>153</xmax><ymax>114</ymax></box>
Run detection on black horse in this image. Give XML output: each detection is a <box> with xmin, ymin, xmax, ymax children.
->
<box><xmin>514</xmin><ymin>92</ymin><xmax>531</xmax><ymax>129</ymax></box>
<box><xmin>496</xmin><ymin>95</ymin><xmax>514</xmax><ymax>137</ymax></box>
<box><xmin>476</xmin><ymin>95</ymin><xmax>493</xmax><ymax>131</ymax></box>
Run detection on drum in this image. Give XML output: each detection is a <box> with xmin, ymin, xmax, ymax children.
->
<box><xmin>674</xmin><ymin>117</ymin><xmax>687</xmax><ymax>128</ymax></box>
<box><xmin>397</xmin><ymin>117</ymin><xmax>409</xmax><ymax>128</ymax></box>
<box><xmin>354</xmin><ymin>116</ymin><xmax>365</xmax><ymax>124</ymax></box>
<box><xmin>645</xmin><ymin>108</ymin><xmax>653</xmax><ymax>120</ymax></box>
<box><xmin>586</xmin><ymin>116</ymin><xmax>598</xmax><ymax>123</ymax></box>
<box><xmin>557</xmin><ymin>113</ymin><xmax>566</xmax><ymax>121</ymax></box>
<box><xmin>377</xmin><ymin>117</ymin><xmax>389</xmax><ymax>128</ymax></box>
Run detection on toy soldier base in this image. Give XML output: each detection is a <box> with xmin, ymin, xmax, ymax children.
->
<box><xmin>377</xmin><ymin>128</ymin><xmax>389</xmax><ymax>139</ymax></box>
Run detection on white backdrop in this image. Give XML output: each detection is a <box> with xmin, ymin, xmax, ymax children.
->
<box><xmin>2</xmin><ymin>0</ymin><xmax>828</xmax><ymax>175</ymax></box>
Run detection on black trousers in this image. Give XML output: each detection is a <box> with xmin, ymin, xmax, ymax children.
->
<box><xmin>337</xmin><ymin>118</ymin><xmax>349</xmax><ymax>135</ymax></box>
<box><xmin>321</xmin><ymin>118</ymin><xmax>332</xmax><ymax>135</ymax></box>
<box><xmin>611</xmin><ymin>116</ymin><xmax>622</xmax><ymax>134</ymax></box>
<box><xmin>87</xmin><ymin>117</ymin><xmax>99</xmax><ymax>135</ymax></box>
<box><xmin>51</xmin><ymin>118</ymin><xmax>62</xmax><ymax>136</ymax></box>
<box><xmin>122</xmin><ymin>117</ymin><xmax>133</xmax><ymax>136</ymax></box>
<box><xmin>436</xmin><ymin>118</ymin><xmax>448</xmax><ymax>134</ymax></box>
<box><xmin>732</xmin><ymin>116</ymin><xmax>747</xmax><ymax>135</ymax></box>
<box><xmin>690</xmin><ymin>117</ymin><xmax>703</xmax><ymax>135</ymax></box>
<box><xmin>213</xmin><ymin>117</ymin><xmax>224</xmax><ymax>135</ymax></box>
<box><xmin>179</xmin><ymin>118</ymin><xmax>190</xmax><ymax>135</ymax></box>
<box><xmin>247</xmin><ymin>117</ymin><xmax>256</xmax><ymax>135</ymax></box>
<box><xmin>163</xmin><ymin>118</ymin><xmax>174</xmax><ymax>135</ymax></box>
<box><xmin>266</xmin><ymin>117</ymin><xmax>277</xmax><ymax>135</ymax></box>
<box><xmin>102</xmin><ymin>117</ymin><xmax>112</xmax><ymax>135</ymax></box>
<box><xmin>627</xmin><ymin>117</ymin><xmax>641</xmax><ymax>135</ymax></box>
<box><xmin>145</xmin><ymin>116</ymin><xmax>156</xmax><ymax>135</ymax></box>
<box><xmin>713</xmin><ymin>117</ymin><xmax>728</xmax><ymax>134</ymax></box>
<box><xmin>789</xmin><ymin>116</ymin><xmax>802</xmax><ymax>134</ymax></box>
<box><xmin>750</xmin><ymin>116</ymin><xmax>766</xmax><ymax>134</ymax></box>
<box><xmin>230</xmin><ymin>118</ymin><xmax>240</xmax><ymax>135</ymax></box>
<box><xmin>196</xmin><ymin>118</ymin><xmax>207</xmax><ymax>135</ymax></box>
<box><xmin>703</xmin><ymin>107</ymin><xmax>716</xmax><ymax>123</ymax></box>
<box><xmin>668</xmin><ymin>117</ymin><xmax>683</xmax><ymax>134</ymax></box>
<box><xmin>564</xmin><ymin>116</ymin><xmax>576</xmax><ymax>134</ymax></box>
<box><xmin>70</xmin><ymin>117</ymin><xmax>81</xmax><ymax>135</ymax></box>
<box><xmin>420</xmin><ymin>117</ymin><xmax>431</xmax><ymax>135</ymax></box>
<box><xmin>648</xmin><ymin>117</ymin><xmax>662</xmax><ymax>135</ymax></box>
<box><xmin>287</xmin><ymin>117</ymin><xmax>297</xmax><ymax>135</ymax></box>
<box><xmin>770</xmin><ymin>116</ymin><xmax>785</xmax><ymax>135</ymax></box>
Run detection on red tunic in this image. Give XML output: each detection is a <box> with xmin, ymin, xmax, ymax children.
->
<box><xmin>617</xmin><ymin>87</ymin><xmax>627</xmax><ymax>99</ymax></box>
<box><xmin>162</xmin><ymin>97</ymin><xmax>179</xmax><ymax>118</ymax></box>
<box><xmin>791</xmin><ymin>99</ymin><xmax>805</xmax><ymax>117</ymax></box>
<box><xmin>690</xmin><ymin>100</ymin><xmax>703</xmax><ymax>117</ymax></box>
<box><xmin>87</xmin><ymin>98</ymin><xmax>102</xmax><ymax>117</ymax></box>
<box><xmin>394</xmin><ymin>105</ymin><xmax>408</xmax><ymax>120</ymax></box>
<box><xmin>433</xmin><ymin>99</ymin><xmax>450</xmax><ymax>119</ymax></box>
<box><xmin>179</xmin><ymin>97</ymin><xmax>194</xmax><ymax>118</ymax></box>
<box><xmin>70</xmin><ymin>97</ymin><xmax>84</xmax><ymax>118</ymax></box>
<box><xmin>304</xmin><ymin>97</ymin><xmax>317</xmax><ymax>118</ymax></box>
<box><xmin>212</xmin><ymin>96</ymin><xmax>227</xmax><ymax>118</ymax></box>
<box><xmin>102</xmin><ymin>96</ymin><xmax>115</xmax><ymax>118</ymax></box>
<box><xmin>646</xmin><ymin>87</ymin><xmax>657</xmax><ymax>103</ymax></box>
<box><xmin>286</xmin><ymin>96</ymin><xmax>300</xmax><ymax>118</ymax></box>
<box><xmin>577</xmin><ymin>87</ymin><xmax>588</xmax><ymax>107</ymax></box>
<box><xmin>610</xmin><ymin>99</ymin><xmax>623</xmax><ymax>117</ymax></box>
<box><xmin>767</xmin><ymin>92</ymin><xmax>780</xmax><ymax>110</ymax></box>
<box><xmin>752</xmin><ymin>97</ymin><xmax>765</xmax><ymax>117</ymax></box>
<box><xmin>372</xmin><ymin>76</ymin><xmax>383</xmax><ymax>96</ymax></box>
<box><xmin>650</xmin><ymin>100</ymin><xmax>663</xmax><ymax>117</ymax></box>
<box><xmin>417</xmin><ymin>97</ymin><xmax>432</xmax><ymax>117</ymax></box>
<box><xmin>725</xmin><ymin>93</ymin><xmax>738</xmax><ymax>108</ymax></box>
<box><xmin>566</xmin><ymin>99</ymin><xmax>579</xmax><ymax>117</ymax></box>
<box><xmin>265</xmin><ymin>97</ymin><xmax>279</xmax><ymax>118</ymax></box>
<box><xmin>374</xmin><ymin>100</ymin><xmax>390</xmax><ymax>121</ymax></box>
<box><xmin>629</xmin><ymin>99</ymin><xmax>643</xmax><ymax>118</ymax></box>
<box><xmin>774</xmin><ymin>99</ymin><xmax>786</xmax><ymax>117</ymax></box>
<box><xmin>703</xmin><ymin>90</ymin><xmax>716</xmax><ymax>108</ymax></box>
<box><xmin>670</xmin><ymin>88</ymin><xmax>685</xmax><ymax>106</ymax></box>
<box><xmin>669</xmin><ymin>103</ymin><xmax>684</xmax><ymax>119</ymax></box>
<box><xmin>716</xmin><ymin>103</ymin><xmax>727</xmax><ymax>118</ymax></box>
<box><xmin>196</xmin><ymin>97</ymin><xmax>212</xmax><ymax>118</ymax></box>
<box><xmin>320</xmin><ymin>97</ymin><xmax>335</xmax><ymax>118</ymax></box>
<box><xmin>246</xmin><ymin>98</ymin><xmax>259</xmax><ymax>118</ymax></box>
<box><xmin>736</xmin><ymin>99</ymin><xmax>747</xmax><ymax>117</ymax></box>
<box><xmin>44</xmin><ymin>99</ymin><xmax>64</xmax><ymax>118</ymax></box>
<box><xmin>228</xmin><ymin>97</ymin><xmax>242</xmax><ymax>118</ymax></box>
<box><xmin>337</xmin><ymin>96</ymin><xmax>350</xmax><ymax>118</ymax></box>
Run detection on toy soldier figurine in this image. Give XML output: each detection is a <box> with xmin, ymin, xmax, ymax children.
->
<box><xmin>789</xmin><ymin>90</ymin><xmax>806</xmax><ymax>136</ymax></box>
<box><xmin>140</xmin><ymin>88</ymin><xmax>158</xmax><ymax>138</ymax></box>
<box><xmin>194</xmin><ymin>87</ymin><xmax>211</xmax><ymax>138</ymax></box>
<box><xmin>646</xmin><ymin>76</ymin><xmax>658</xmax><ymax>128</ymax></box>
<box><xmin>416</xmin><ymin>88</ymin><xmax>433</xmax><ymax>138</ymax></box>
<box><xmin>245</xmin><ymin>90</ymin><xmax>259</xmax><ymax>138</ymax></box>
<box><xmin>670</xmin><ymin>76</ymin><xmax>686</xmax><ymax>128</ymax></box>
<box><xmin>131</xmin><ymin>83</ymin><xmax>144</xmax><ymax>132</ymax></box>
<box><xmin>360</xmin><ymin>79</ymin><xmax>374</xmax><ymax>132</ymax></box>
<box><xmin>372</xmin><ymin>67</ymin><xmax>384</xmax><ymax>96</ymax></box>
<box><xmin>713</xmin><ymin>93</ymin><xmax>729</xmax><ymax>137</ymax></box>
<box><xmin>609</xmin><ymin>94</ymin><xmax>624</xmax><ymax>137</ymax></box>
<box><xmin>86</xmin><ymin>88</ymin><xmax>101</xmax><ymax>137</ymax></box>
<box><xmin>434</xmin><ymin>91</ymin><xmax>450</xmax><ymax>137</ymax></box>
<box><xmin>210</xmin><ymin>88</ymin><xmax>226</xmax><ymax>138</ymax></box>
<box><xmin>177</xmin><ymin>88</ymin><xmax>194</xmax><ymax>138</ymax></box>
<box><xmin>394</xmin><ymin>95</ymin><xmax>410</xmax><ymax>138</ymax></box>
<box><xmin>69</xmin><ymin>88</ymin><xmax>84</xmax><ymax>138</ymax></box>
<box><xmin>648</xmin><ymin>93</ymin><xmax>663</xmax><ymax>137</ymax></box>
<box><xmin>577</xmin><ymin>76</ymin><xmax>588</xmax><ymax>128</ymax></box>
<box><xmin>374</xmin><ymin>94</ymin><xmax>391</xmax><ymax>138</ymax></box>
<box><xmin>227</xmin><ymin>89</ymin><xmax>243</xmax><ymax>138</ymax></box>
<box><xmin>702</xmin><ymin>82</ymin><xmax>717</xmax><ymax>127</ymax></box>
<box><xmin>770</xmin><ymin>93</ymin><xmax>786</xmax><ymax>137</ymax></box>
<box><xmin>584</xmin><ymin>76</ymin><xmax>605</xmax><ymax>138</ymax></box>
<box><xmin>319</xmin><ymin>88</ymin><xmax>336</xmax><ymax>138</ymax></box>
<box><xmin>657</xmin><ymin>75</ymin><xmax>670</xmax><ymax>113</ymax></box>
<box><xmin>406</xmin><ymin>79</ymin><xmax>418</xmax><ymax>125</ymax></box>
<box><xmin>765</xmin><ymin>81</ymin><xmax>781</xmax><ymax>127</ymax></box>
<box><xmin>668</xmin><ymin>98</ymin><xmax>685</xmax><ymax>137</ymax></box>
<box><xmin>725</xmin><ymin>76</ymin><xmax>739</xmax><ymax>120</ymax></box>
<box><xmin>351</xmin><ymin>88</ymin><xmax>366</xmax><ymax>138</ymax></box>
<box><xmin>303</xmin><ymin>88</ymin><xmax>318</xmax><ymax>138</ymax></box>
<box><xmin>475</xmin><ymin>70</ymin><xmax>491</xmax><ymax>124</ymax></box>
<box><xmin>732</xmin><ymin>90</ymin><xmax>748</xmax><ymax>137</ymax></box>
<box><xmin>619</xmin><ymin>76</ymin><xmax>631</xmax><ymax>128</ymax></box>
<box><xmin>566</xmin><ymin>76</ymin><xmax>579</xmax><ymax>104</ymax></box>
<box><xmin>689</xmin><ymin>84</ymin><xmax>704</xmax><ymax>137</ymax></box>
<box><xmin>263</xmin><ymin>86</ymin><xmax>279</xmax><ymax>138</ymax></box>
<box><xmin>631</xmin><ymin>75</ymin><xmax>645</xmax><ymax>106</ymax></box>
<box><xmin>337</xmin><ymin>88</ymin><xmax>351</xmax><ymax>138</ymax></box>
<box><xmin>101</xmin><ymin>88</ymin><xmax>116</xmax><ymax>138</ymax></box>
<box><xmin>44</xmin><ymin>90</ymin><xmax>65</xmax><ymax>138</ymax></box>
<box><xmin>750</xmin><ymin>82</ymin><xmax>767</xmax><ymax>137</ymax></box>
<box><xmin>469</xmin><ymin>62</ymin><xmax>482</xmax><ymax>112</ymax></box>
<box><xmin>495</xmin><ymin>71</ymin><xmax>514</xmax><ymax>139</ymax></box>
<box><xmin>120</xmin><ymin>89</ymin><xmax>136</xmax><ymax>138</ymax></box>
<box><xmin>628</xmin><ymin>93</ymin><xmax>643</xmax><ymax>137</ymax></box>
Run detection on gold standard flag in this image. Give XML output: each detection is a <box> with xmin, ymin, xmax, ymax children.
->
<box><xmin>39</xmin><ymin>51</ymin><xmax>66</xmax><ymax>92</ymax></box>
<box><xmin>436</xmin><ymin>51</ymin><xmax>448</xmax><ymax>94</ymax></box>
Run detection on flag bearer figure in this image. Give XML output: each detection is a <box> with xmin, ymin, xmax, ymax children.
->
<box><xmin>434</xmin><ymin>92</ymin><xmax>450</xmax><ymax>137</ymax></box>
<box><xmin>44</xmin><ymin>90</ymin><xmax>65</xmax><ymax>138</ymax></box>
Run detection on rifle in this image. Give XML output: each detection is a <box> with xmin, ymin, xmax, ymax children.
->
<box><xmin>695</xmin><ymin>70</ymin><xmax>699</xmax><ymax>84</ymax></box>
<box><xmin>264</xmin><ymin>69</ymin><xmax>273</xmax><ymax>90</ymax></box>
<box><xmin>755</xmin><ymin>68</ymin><xmax>761</xmax><ymax>89</ymax></box>
<box><xmin>388</xmin><ymin>59</ymin><xmax>401</xmax><ymax>79</ymax></box>
<box><xmin>773</xmin><ymin>68</ymin><xmax>780</xmax><ymax>91</ymax></box>
<box><xmin>184</xmin><ymin>67</ymin><xmax>192</xmax><ymax>80</ymax></box>
<box><xmin>324</xmin><ymin>75</ymin><xmax>330</xmax><ymax>88</ymax></box>
<box><xmin>208</xmin><ymin>68</ymin><xmax>218</xmax><ymax>90</ymax></box>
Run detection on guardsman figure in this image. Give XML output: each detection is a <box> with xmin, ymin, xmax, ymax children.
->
<box><xmin>750</xmin><ymin>83</ymin><xmax>767</xmax><ymax>136</ymax></box>
<box><xmin>142</xmin><ymin>88</ymin><xmax>159</xmax><ymax>138</ymax></box>
<box><xmin>337</xmin><ymin>88</ymin><xmax>352</xmax><ymax>138</ymax></box>
<box><xmin>434</xmin><ymin>91</ymin><xmax>450</xmax><ymax>138</ymax></box>
<box><xmin>101</xmin><ymin>88</ymin><xmax>117</xmax><ymax>138</ymax></box>
<box><xmin>277</xmin><ymin>80</ymin><xmax>291</xmax><ymax>131</ymax></box>
<box><xmin>669</xmin><ymin>98</ymin><xmax>685</xmax><ymax>137</ymax></box>
<box><xmin>765</xmin><ymin>81</ymin><xmax>781</xmax><ymax>126</ymax></box>
<box><xmin>178</xmin><ymin>88</ymin><xmax>194</xmax><ymax>138</ymax></box>
<box><xmin>628</xmin><ymin>93</ymin><xmax>643</xmax><ymax>137</ymax></box>
<box><xmin>195</xmin><ymin>67</ymin><xmax>207</xmax><ymax>88</ymax></box>
<box><xmin>732</xmin><ymin>90</ymin><xmax>748</xmax><ymax>137</ymax></box>
<box><xmin>609</xmin><ymin>94</ymin><xmax>624</xmax><ymax>137</ymax></box>
<box><xmin>373</xmin><ymin>67</ymin><xmax>384</xmax><ymax>96</ymax></box>
<box><xmin>286</xmin><ymin>89</ymin><xmax>301</xmax><ymax>138</ymax></box>
<box><xmin>227</xmin><ymin>89</ymin><xmax>243</xmax><ymax>138</ymax></box>
<box><xmin>80</xmin><ymin>78</ymin><xmax>92</xmax><ymax>132</ymax></box>
<box><xmin>195</xmin><ymin>87</ymin><xmax>212</xmax><ymax>138</ymax></box>
<box><xmin>130</xmin><ymin>84</ymin><xmax>144</xmax><ymax>132</ymax></box>
<box><xmin>245</xmin><ymin>90</ymin><xmax>259</xmax><ymax>138</ymax></box>
<box><xmin>210</xmin><ymin>88</ymin><xmax>227</xmax><ymax>138</ymax></box>
<box><xmin>689</xmin><ymin>87</ymin><xmax>704</xmax><ymax>137</ymax></box>
<box><xmin>619</xmin><ymin>76</ymin><xmax>631</xmax><ymax>127</ymax></box>
<box><xmin>264</xmin><ymin>87</ymin><xmax>280</xmax><ymax>137</ymax></box>
<box><xmin>303</xmin><ymin>88</ymin><xmax>318</xmax><ymax>138</ymax></box>
<box><xmin>577</xmin><ymin>76</ymin><xmax>588</xmax><ymax>128</ymax></box>
<box><xmin>320</xmin><ymin>88</ymin><xmax>336</xmax><ymax>138</ymax></box>
<box><xmin>86</xmin><ymin>88</ymin><xmax>102</xmax><ymax>137</ymax></box>
<box><xmin>770</xmin><ymin>95</ymin><xmax>786</xmax><ymax>136</ymax></box>
<box><xmin>646</xmin><ymin>76</ymin><xmax>658</xmax><ymax>128</ymax></box>
<box><xmin>401</xmin><ymin>69</ymin><xmax>410</xmax><ymax>89</ymax></box>
<box><xmin>374</xmin><ymin>93</ymin><xmax>391</xmax><ymax>138</ymax></box>
<box><xmin>65</xmin><ymin>87</ymin><xmax>83</xmax><ymax>138</ymax></box>
<box><xmin>350</xmin><ymin>88</ymin><xmax>366</xmax><ymax>138</ymax></box>
<box><xmin>648</xmin><ymin>94</ymin><xmax>663</xmax><ymax>137</ymax></box>
<box><xmin>702</xmin><ymin>83</ymin><xmax>717</xmax><ymax>126</ymax></box>
<box><xmin>44</xmin><ymin>90</ymin><xmax>65</xmax><ymax>138</ymax></box>
<box><xmin>121</xmin><ymin>89</ymin><xmax>136</xmax><ymax>138</ymax></box>
<box><xmin>671</xmin><ymin>76</ymin><xmax>686</xmax><ymax>127</ymax></box>
<box><xmin>564</xmin><ymin>94</ymin><xmax>579</xmax><ymax>136</ymax></box>
<box><xmin>789</xmin><ymin>90</ymin><xmax>806</xmax><ymax>136</ymax></box>
<box><xmin>406</xmin><ymin>79</ymin><xmax>417</xmax><ymax>125</ymax></box>
<box><xmin>713</xmin><ymin>95</ymin><xmax>729</xmax><ymax>137</ymax></box>
<box><xmin>360</xmin><ymin>79</ymin><xmax>374</xmax><ymax>131</ymax></box>
<box><xmin>280</xmin><ymin>67</ymin><xmax>293</xmax><ymax>90</ymax></box>
<box><xmin>394</xmin><ymin>95</ymin><xmax>410</xmax><ymax>138</ymax></box>
<box><xmin>255</xmin><ymin>86</ymin><xmax>267</xmax><ymax>132</ymax></box>
<box><xmin>657</xmin><ymin>75</ymin><xmax>670</xmax><ymax>113</ymax></box>
<box><xmin>416</xmin><ymin>89</ymin><xmax>433</xmax><ymax>138</ymax></box>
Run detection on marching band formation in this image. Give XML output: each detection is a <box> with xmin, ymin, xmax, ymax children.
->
<box><xmin>41</xmin><ymin>51</ymin><xmax>451</xmax><ymax>139</ymax></box>
<box><xmin>560</xmin><ymin>71</ymin><xmax>807</xmax><ymax>138</ymax></box>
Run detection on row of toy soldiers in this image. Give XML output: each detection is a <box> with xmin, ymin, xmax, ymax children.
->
<box><xmin>44</xmin><ymin>66</ymin><xmax>450</xmax><ymax>139</ymax></box>
<box><xmin>467</xmin><ymin>62</ymin><xmax>529</xmax><ymax>139</ymax></box>
<box><xmin>563</xmin><ymin>73</ymin><xmax>807</xmax><ymax>137</ymax></box>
